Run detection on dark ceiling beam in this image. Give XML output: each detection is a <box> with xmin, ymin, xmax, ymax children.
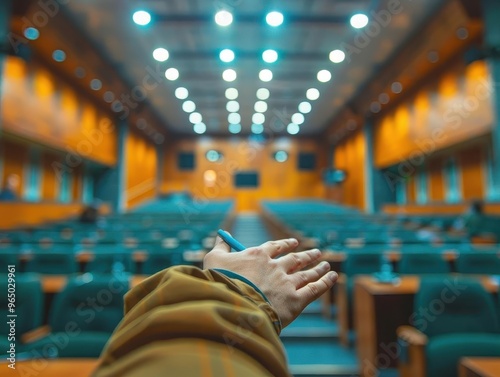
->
<box><xmin>154</xmin><ymin>14</ymin><xmax>349</xmax><ymax>26</ymax></box>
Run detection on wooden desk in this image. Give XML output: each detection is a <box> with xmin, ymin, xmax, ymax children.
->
<box><xmin>354</xmin><ymin>275</ymin><xmax>499</xmax><ymax>377</ymax></box>
<box><xmin>4</xmin><ymin>358</ymin><xmax>99</xmax><ymax>376</ymax></box>
<box><xmin>459</xmin><ymin>357</ymin><xmax>500</xmax><ymax>377</ymax></box>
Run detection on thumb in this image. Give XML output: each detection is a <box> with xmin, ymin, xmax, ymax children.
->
<box><xmin>209</xmin><ymin>236</ymin><xmax>231</xmax><ymax>254</ymax></box>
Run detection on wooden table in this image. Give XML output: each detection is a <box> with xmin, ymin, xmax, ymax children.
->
<box><xmin>3</xmin><ymin>358</ymin><xmax>99</xmax><ymax>376</ymax></box>
<box><xmin>353</xmin><ymin>275</ymin><xmax>499</xmax><ymax>377</ymax></box>
<box><xmin>459</xmin><ymin>357</ymin><xmax>500</xmax><ymax>377</ymax></box>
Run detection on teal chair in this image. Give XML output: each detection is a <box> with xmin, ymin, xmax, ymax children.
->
<box><xmin>25</xmin><ymin>252</ymin><xmax>78</xmax><ymax>275</ymax></box>
<box><xmin>32</xmin><ymin>274</ymin><xmax>129</xmax><ymax>358</ymax></box>
<box><xmin>397</xmin><ymin>277</ymin><xmax>500</xmax><ymax>377</ymax></box>
<box><xmin>455</xmin><ymin>253</ymin><xmax>500</xmax><ymax>275</ymax></box>
<box><xmin>142</xmin><ymin>248</ymin><xmax>185</xmax><ymax>275</ymax></box>
<box><xmin>84</xmin><ymin>252</ymin><xmax>133</xmax><ymax>274</ymax></box>
<box><xmin>0</xmin><ymin>274</ymin><xmax>44</xmax><ymax>356</ymax></box>
<box><xmin>398</xmin><ymin>253</ymin><xmax>450</xmax><ymax>274</ymax></box>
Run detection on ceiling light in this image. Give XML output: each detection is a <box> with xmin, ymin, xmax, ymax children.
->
<box><xmin>292</xmin><ymin>113</ymin><xmax>305</xmax><ymax>125</ymax></box>
<box><xmin>24</xmin><ymin>27</ymin><xmax>39</xmax><ymax>40</ymax></box>
<box><xmin>228</xmin><ymin>124</ymin><xmax>241</xmax><ymax>134</ymax></box>
<box><xmin>220</xmin><ymin>49</ymin><xmax>235</xmax><ymax>63</ymax></box>
<box><xmin>228</xmin><ymin>113</ymin><xmax>241</xmax><ymax>124</ymax></box>
<box><xmin>379</xmin><ymin>93</ymin><xmax>390</xmax><ymax>104</ymax></box>
<box><xmin>52</xmin><ymin>50</ymin><xmax>66</xmax><ymax>62</ymax></box>
<box><xmin>153</xmin><ymin>48</ymin><xmax>169</xmax><ymax>62</ymax></box>
<box><xmin>262</xmin><ymin>49</ymin><xmax>278</xmax><ymax>63</ymax></box>
<box><xmin>182</xmin><ymin>100</ymin><xmax>196</xmax><ymax>113</ymax></box>
<box><xmin>215</xmin><ymin>10</ymin><xmax>233</xmax><ymax>27</ymax></box>
<box><xmin>266</xmin><ymin>11</ymin><xmax>284</xmax><ymax>27</ymax></box>
<box><xmin>225</xmin><ymin>88</ymin><xmax>238</xmax><ymax>100</ymax></box>
<box><xmin>226</xmin><ymin>101</ymin><xmax>240</xmax><ymax>112</ymax></box>
<box><xmin>329</xmin><ymin>49</ymin><xmax>345</xmax><ymax>63</ymax></box>
<box><xmin>103</xmin><ymin>91</ymin><xmax>115</xmax><ymax>103</ymax></box>
<box><xmin>194</xmin><ymin>122</ymin><xmax>207</xmax><ymax>134</ymax></box>
<box><xmin>223</xmin><ymin>69</ymin><xmax>237</xmax><ymax>82</ymax></box>
<box><xmin>133</xmin><ymin>10</ymin><xmax>151</xmax><ymax>26</ymax></box>
<box><xmin>256</xmin><ymin>88</ymin><xmax>270</xmax><ymax>100</ymax></box>
<box><xmin>275</xmin><ymin>151</ymin><xmax>288</xmax><ymax>163</ymax></box>
<box><xmin>306</xmin><ymin>88</ymin><xmax>320</xmax><ymax>101</ymax></box>
<box><xmin>90</xmin><ymin>79</ymin><xmax>102</xmax><ymax>91</ymax></box>
<box><xmin>254</xmin><ymin>101</ymin><xmax>268</xmax><ymax>113</ymax></box>
<box><xmin>175</xmin><ymin>87</ymin><xmax>189</xmax><ymax>100</ymax></box>
<box><xmin>189</xmin><ymin>112</ymin><xmax>203</xmax><ymax>124</ymax></box>
<box><xmin>391</xmin><ymin>82</ymin><xmax>403</xmax><ymax>94</ymax></box>
<box><xmin>350</xmin><ymin>13</ymin><xmax>369</xmax><ymax>29</ymax></box>
<box><xmin>251</xmin><ymin>124</ymin><xmax>264</xmax><ymax>134</ymax></box>
<box><xmin>317</xmin><ymin>70</ymin><xmax>332</xmax><ymax>83</ymax></box>
<box><xmin>165</xmin><ymin>68</ymin><xmax>179</xmax><ymax>81</ymax></box>
<box><xmin>259</xmin><ymin>69</ymin><xmax>273</xmax><ymax>82</ymax></box>
<box><xmin>298</xmin><ymin>102</ymin><xmax>312</xmax><ymax>114</ymax></box>
<box><xmin>252</xmin><ymin>113</ymin><xmax>265</xmax><ymax>124</ymax></box>
<box><xmin>287</xmin><ymin>123</ymin><xmax>300</xmax><ymax>135</ymax></box>
<box><xmin>370</xmin><ymin>102</ymin><xmax>381</xmax><ymax>113</ymax></box>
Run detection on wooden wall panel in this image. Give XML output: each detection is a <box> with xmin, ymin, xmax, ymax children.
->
<box><xmin>161</xmin><ymin>138</ymin><xmax>326</xmax><ymax>212</ymax></box>
<box><xmin>406</xmin><ymin>177</ymin><xmax>416</xmax><ymax>204</ymax></box>
<box><xmin>374</xmin><ymin>60</ymin><xmax>493</xmax><ymax>169</ymax></box>
<box><xmin>0</xmin><ymin>139</ymin><xmax>29</xmax><ymax>197</ymax></box>
<box><xmin>333</xmin><ymin>131</ymin><xmax>366</xmax><ymax>210</ymax></box>
<box><xmin>0</xmin><ymin>202</ymin><xmax>84</xmax><ymax>229</ymax></box>
<box><xmin>41</xmin><ymin>152</ymin><xmax>60</xmax><ymax>201</ymax></box>
<box><xmin>459</xmin><ymin>145</ymin><xmax>485</xmax><ymax>200</ymax></box>
<box><xmin>428</xmin><ymin>158</ymin><xmax>445</xmax><ymax>202</ymax></box>
<box><xmin>125</xmin><ymin>131</ymin><xmax>158</xmax><ymax>209</ymax></box>
<box><xmin>1</xmin><ymin>57</ymin><xmax>118</xmax><ymax>166</ymax></box>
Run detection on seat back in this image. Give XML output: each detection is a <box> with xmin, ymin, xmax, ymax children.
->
<box><xmin>84</xmin><ymin>253</ymin><xmax>133</xmax><ymax>274</ymax></box>
<box><xmin>0</xmin><ymin>273</ymin><xmax>43</xmax><ymax>338</ymax></box>
<box><xmin>50</xmin><ymin>274</ymin><xmax>129</xmax><ymax>333</ymax></box>
<box><xmin>456</xmin><ymin>253</ymin><xmax>500</xmax><ymax>275</ymax></box>
<box><xmin>142</xmin><ymin>249</ymin><xmax>184</xmax><ymax>275</ymax></box>
<box><xmin>413</xmin><ymin>277</ymin><xmax>499</xmax><ymax>338</ymax></box>
<box><xmin>399</xmin><ymin>253</ymin><xmax>450</xmax><ymax>274</ymax></box>
<box><xmin>25</xmin><ymin>252</ymin><xmax>78</xmax><ymax>274</ymax></box>
<box><xmin>343</xmin><ymin>252</ymin><xmax>382</xmax><ymax>276</ymax></box>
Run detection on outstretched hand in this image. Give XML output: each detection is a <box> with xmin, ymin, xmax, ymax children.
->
<box><xmin>203</xmin><ymin>236</ymin><xmax>338</xmax><ymax>328</ymax></box>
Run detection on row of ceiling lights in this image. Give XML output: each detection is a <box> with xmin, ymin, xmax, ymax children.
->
<box><xmin>132</xmin><ymin>9</ymin><xmax>370</xmax><ymax>135</ymax></box>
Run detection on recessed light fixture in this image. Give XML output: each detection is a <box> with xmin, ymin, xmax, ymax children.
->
<box><xmin>228</xmin><ymin>123</ymin><xmax>241</xmax><ymax>134</ymax></box>
<box><xmin>182</xmin><ymin>100</ymin><xmax>196</xmax><ymax>113</ymax></box>
<box><xmin>225</xmin><ymin>88</ymin><xmax>238</xmax><ymax>99</ymax></box>
<box><xmin>370</xmin><ymin>102</ymin><xmax>382</xmax><ymax>113</ymax></box>
<box><xmin>215</xmin><ymin>10</ymin><xmax>233</xmax><ymax>27</ymax></box>
<box><xmin>175</xmin><ymin>87</ymin><xmax>189</xmax><ymax>100</ymax></box>
<box><xmin>274</xmin><ymin>151</ymin><xmax>288</xmax><ymax>162</ymax></box>
<box><xmin>133</xmin><ymin>10</ymin><xmax>152</xmax><ymax>26</ymax></box>
<box><xmin>90</xmin><ymin>79</ymin><xmax>102</xmax><ymax>91</ymax></box>
<box><xmin>52</xmin><ymin>50</ymin><xmax>66</xmax><ymax>62</ymax></box>
<box><xmin>223</xmin><ymin>69</ymin><xmax>237</xmax><ymax>82</ymax></box>
<box><xmin>189</xmin><ymin>112</ymin><xmax>203</xmax><ymax>124</ymax></box>
<box><xmin>220</xmin><ymin>49</ymin><xmax>235</xmax><ymax>63</ymax></box>
<box><xmin>252</xmin><ymin>113</ymin><xmax>265</xmax><ymax>124</ymax></box>
<box><xmin>266</xmin><ymin>11</ymin><xmax>284</xmax><ymax>27</ymax></box>
<box><xmin>256</xmin><ymin>88</ymin><xmax>270</xmax><ymax>100</ymax></box>
<box><xmin>251</xmin><ymin>123</ymin><xmax>264</xmax><ymax>134</ymax></box>
<box><xmin>350</xmin><ymin>13</ymin><xmax>369</xmax><ymax>29</ymax></box>
<box><xmin>226</xmin><ymin>101</ymin><xmax>240</xmax><ymax>113</ymax></box>
<box><xmin>306</xmin><ymin>88</ymin><xmax>320</xmax><ymax>101</ymax></box>
<box><xmin>329</xmin><ymin>49</ymin><xmax>345</xmax><ymax>63</ymax></box>
<box><xmin>287</xmin><ymin>123</ymin><xmax>300</xmax><ymax>135</ymax></box>
<box><xmin>292</xmin><ymin>113</ymin><xmax>305</xmax><ymax>125</ymax></box>
<box><xmin>228</xmin><ymin>113</ymin><xmax>241</xmax><ymax>124</ymax></box>
<box><xmin>259</xmin><ymin>69</ymin><xmax>273</xmax><ymax>82</ymax></box>
<box><xmin>262</xmin><ymin>49</ymin><xmax>278</xmax><ymax>63</ymax></box>
<box><xmin>254</xmin><ymin>101</ymin><xmax>268</xmax><ymax>113</ymax></box>
<box><xmin>24</xmin><ymin>27</ymin><xmax>39</xmax><ymax>40</ymax></box>
<box><xmin>298</xmin><ymin>102</ymin><xmax>312</xmax><ymax>114</ymax></box>
<box><xmin>194</xmin><ymin>122</ymin><xmax>207</xmax><ymax>134</ymax></box>
<box><xmin>317</xmin><ymin>70</ymin><xmax>332</xmax><ymax>83</ymax></box>
<box><xmin>153</xmin><ymin>48</ymin><xmax>169</xmax><ymax>62</ymax></box>
<box><xmin>165</xmin><ymin>68</ymin><xmax>179</xmax><ymax>81</ymax></box>
<box><xmin>379</xmin><ymin>93</ymin><xmax>390</xmax><ymax>104</ymax></box>
<box><xmin>391</xmin><ymin>82</ymin><xmax>403</xmax><ymax>94</ymax></box>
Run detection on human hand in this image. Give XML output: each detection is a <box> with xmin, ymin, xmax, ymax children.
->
<box><xmin>203</xmin><ymin>236</ymin><xmax>338</xmax><ymax>327</ymax></box>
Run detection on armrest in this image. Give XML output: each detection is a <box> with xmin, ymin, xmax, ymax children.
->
<box><xmin>397</xmin><ymin>326</ymin><xmax>428</xmax><ymax>346</ymax></box>
<box><xmin>21</xmin><ymin>325</ymin><xmax>51</xmax><ymax>344</ymax></box>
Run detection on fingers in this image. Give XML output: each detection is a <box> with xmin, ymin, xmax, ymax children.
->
<box><xmin>260</xmin><ymin>238</ymin><xmax>298</xmax><ymax>258</ymax></box>
<box><xmin>280</xmin><ymin>248</ymin><xmax>321</xmax><ymax>272</ymax></box>
<box><xmin>296</xmin><ymin>271</ymin><xmax>338</xmax><ymax>304</ymax></box>
<box><xmin>209</xmin><ymin>236</ymin><xmax>231</xmax><ymax>254</ymax></box>
<box><xmin>292</xmin><ymin>261</ymin><xmax>331</xmax><ymax>288</ymax></box>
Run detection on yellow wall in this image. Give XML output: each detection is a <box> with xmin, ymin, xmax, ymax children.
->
<box><xmin>125</xmin><ymin>130</ymin><xmax>158</xmax><ymax>209</ymax></box>
<box><xmin>333</xmin><ymin>130</ymin><xmax>366</xmax><ymax>210</ymax></box>
<box><xmin>161</xmin><ymin>138</ymin><xmax>326</xmax><ymax>212</ymax></box>
<box><xmin>1</xmin><ymin>57</ymin><xmax>118</xmax><ymax>166</ymax></box>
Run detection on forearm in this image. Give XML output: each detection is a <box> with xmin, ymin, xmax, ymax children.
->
<box><xmin>93</xmin><ymin>266</ymin><xmax>290</xmax><ymax>377</ymax></box>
